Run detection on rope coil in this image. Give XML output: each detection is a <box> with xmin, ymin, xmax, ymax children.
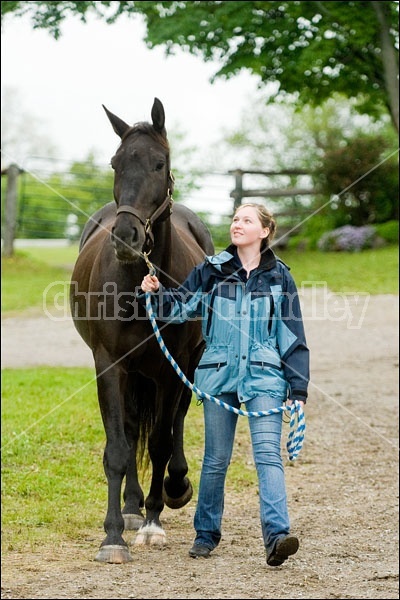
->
<box><xmin>144</xmin><ymin>291</ymin><xmax>305</xmax><ymax>461</ymax></box>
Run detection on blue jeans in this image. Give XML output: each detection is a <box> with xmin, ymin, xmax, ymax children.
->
<box><xmin>193</xmin><ymin>393</ymin><xmax>290</xmax><ymax>556</ymax></box>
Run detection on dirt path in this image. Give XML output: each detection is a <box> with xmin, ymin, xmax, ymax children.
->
<box><xmin>1</xmin><ymin>290</ymin><xmax>399</xmax><ymax>599</ymax></box>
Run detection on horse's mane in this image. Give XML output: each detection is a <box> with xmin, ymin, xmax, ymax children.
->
<box><xmin>121</xmin><ymin>122</ymin><xmax>169</xmax><ymax>151</ymax></box>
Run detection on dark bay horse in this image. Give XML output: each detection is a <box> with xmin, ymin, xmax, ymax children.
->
<box><xmin>70</xmin><ymin>98</ymin><xmax>214</xmax><ymax>563</ymax></box>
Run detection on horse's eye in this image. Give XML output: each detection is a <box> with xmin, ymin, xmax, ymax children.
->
<box><xmin>155</xmin><ymin>161</ymin><xmax>165</xmax><ymax>172</ymax></box>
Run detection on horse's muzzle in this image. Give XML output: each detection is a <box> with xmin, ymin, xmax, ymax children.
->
<box><xmin>111</xmin><ymin>227</ymin><xmax>143</xmax><ymax>263</ymax></box>
<box><xmin>111</xmin><ymin>215</ymin><xmax>145</xmax><ymax>262</ymax></box>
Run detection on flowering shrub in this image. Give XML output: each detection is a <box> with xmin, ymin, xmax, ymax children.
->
<box><xmin>317</xmin><ymin>225</ymin><xmax>377</xmax><ymax>252</ymax></box>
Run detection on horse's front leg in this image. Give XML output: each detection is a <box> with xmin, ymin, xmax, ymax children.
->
<box><xmin>94</xmin><ymin>359</ymin><xmax>133</xmax><ymax>564</ymax></box>
<box><xmin>121</xmin><ymin>373</ymin><xmax>150</xmax><ymax>531</ymax></box>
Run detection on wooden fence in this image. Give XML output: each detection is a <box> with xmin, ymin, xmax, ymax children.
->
<box><xmin>1</xmin><ymin>163</ymin><xmax>22</xmax><ymax>257</ymax></box>
<box><xmin>228</xmin><ymin>168</ymin><xmax>317</xmax><ymax>246</ymax></box>
<box><xmin>1</xmin><ymin>162</ymin><xmax>318</xmax><ymax>256</ymax></box>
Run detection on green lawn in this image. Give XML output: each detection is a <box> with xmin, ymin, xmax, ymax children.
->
<box><xmin>278</xmin><ymin>246</ymin><xmax>399</xmax><ymax>294</ymax></box>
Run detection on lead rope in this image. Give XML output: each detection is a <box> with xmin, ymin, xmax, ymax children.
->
<box><xmin>143</xmin><ymin>262</ymin><xmax>305</xmax><ymax>461</ymax></box>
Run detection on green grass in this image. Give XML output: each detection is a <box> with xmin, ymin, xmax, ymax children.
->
<box><xmin>1</xmin><ymin>368</ymin><xmax>104</xmax><ymax>550</ymax></box>
<box><xmin>20</xmin><ymin>243</ymin><xmax>80</xmax><ymax>267</ymax></box>
<box><xmin>1</xmin><ymin>367</ymin><xmax>256</xmax><ymax>553</ymax></box>
<box><xmin>1</xmin><ymin>246</ymin><xmax>79</xmax><ymax>314</ymax></box>
<box><xmin>278</xmin><ymin>247</ymin><xmax>399</xmax><ymax>294</ymax></box>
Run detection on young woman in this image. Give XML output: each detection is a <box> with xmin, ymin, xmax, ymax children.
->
<box><xmin>140</xmin><ymin>203</ymin><xmax>310</xmax><ymax>566</ymax></box>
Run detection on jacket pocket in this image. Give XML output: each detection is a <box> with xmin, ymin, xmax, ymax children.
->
<box><xmin>248</xmin><ymin>345</ymin><xmax>287</xmax><ymax>398</ymax></box>
<box><xmin>249</xmin><ymin>345</ymin><xmax>282</xmax><ymax>372</ymax></box>
<box><xmin>195</xmin><ymin>344</ymin><xmax>235</xmax><ymax>394</ymax></box>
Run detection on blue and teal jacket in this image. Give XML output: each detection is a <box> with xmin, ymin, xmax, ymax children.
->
<box><xmin>141</xmin><ymin>245</ymin><xmax>309</xmax><ymax>403</ymax></box>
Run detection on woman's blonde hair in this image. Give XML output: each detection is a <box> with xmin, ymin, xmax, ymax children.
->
<box><xmin>234</xmin><ymin>203</ymin><xmax>276</xmax><ymax>247</ymax></box>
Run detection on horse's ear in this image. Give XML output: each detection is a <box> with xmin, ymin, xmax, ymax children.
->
<box><xmin>102</xmin><ymin>105</ymin><xmax>130</xmax><ymax>139</ymax></box>
<box><xmin>151</xmin><ymin>98</ymin><xmax>166</xmax><ymax>134</ymax></box>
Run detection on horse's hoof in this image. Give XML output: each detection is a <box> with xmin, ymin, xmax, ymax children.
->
<box><xmin>134</xmin><ymin>523</ymin><xmax>166</xmax><ymax>546</ymax></box>
<box><xmin>163</xmin><ymin>476</ymin><xmax>193</xmax><ymax>509</ymax></box>
<box><xmin>123</xmin><ymin>512</ymin><xmax>145</xmax><ymax>530</ymax></box>
<box><xmin>95</xmin><ymin>544</ymin><xmax>133</xmax><ymax>563</ymax></box>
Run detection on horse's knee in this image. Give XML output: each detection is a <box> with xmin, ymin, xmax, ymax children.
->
<box><xmin>163</xmin><ymin>475</ymin><xmax>193</xmax><ymax>509</ymax></box>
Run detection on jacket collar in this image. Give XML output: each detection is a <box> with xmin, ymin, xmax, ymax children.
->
<box><xmin>207</xmin><ymin>244</ymin><xmax>277</xmax><ymax>274</ymax></box>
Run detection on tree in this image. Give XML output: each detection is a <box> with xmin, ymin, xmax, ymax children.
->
<box><xmin>1</xmin><ymin>1</ymin><xmax>398</xmax><ymax>131</ymax></box>
<box><xmin>316</xmin><ymin>134</ymin><xmax>399</xmax><ymax>226</ymax></box>
<box><xmin>208</xmin><ymin>93</ymin><xmax>398</xmax><ymax>232</ymax></box>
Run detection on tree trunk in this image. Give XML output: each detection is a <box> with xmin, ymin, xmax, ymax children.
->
<box><xmin>372</xmin><ymin>1</ymin><xmax>399</xmax><ymax>133</ymax></box>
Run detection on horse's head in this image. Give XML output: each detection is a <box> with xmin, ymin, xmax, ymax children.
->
<box><xmin>104</xmin><ymin>98</ymin><xmax>174</xmax><ymax>263</ymax></box>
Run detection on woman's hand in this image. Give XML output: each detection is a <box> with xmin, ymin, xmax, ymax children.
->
<box><xmin>286</xmin><ymin>399</ymin><xmax>305</xmax><ymax>409</ymax></box>
<box><xmin>141</xmin><ymin>274</ymin><xmax>160</xmax><ymax>292</ymax></box>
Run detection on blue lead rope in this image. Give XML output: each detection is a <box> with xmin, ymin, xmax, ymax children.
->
<box><xmin>145</xmin><ymin>291</ymin><xmax>305</xmax><ymax>461</ymax></box>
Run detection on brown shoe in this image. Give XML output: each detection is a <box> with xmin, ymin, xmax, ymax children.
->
<box><xmin>266</xmin><ymin>535</ymin><xmax>299</xmax><ymax>566</ymax></box>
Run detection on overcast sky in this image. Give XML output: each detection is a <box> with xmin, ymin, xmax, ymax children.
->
<box><xmin>1</xmin><ymin>12</ymin><xmax>260</xmax><ymax>169</ymax></box>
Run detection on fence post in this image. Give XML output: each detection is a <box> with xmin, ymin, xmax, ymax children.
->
<box><xmin>2</xmin><ymin>163</ymin><xmax>20</xmax><ymax>258</ymax></box>
<box><xmin>229</xmin><ymin>169</ymin><xmax>243</xmax><ymax>213</ymax></box>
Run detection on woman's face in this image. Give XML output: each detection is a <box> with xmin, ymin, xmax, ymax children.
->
<box><xmin>230</xmin><ymin>206</ymin><xmax>269</xmax><ymax>249</ymax></box>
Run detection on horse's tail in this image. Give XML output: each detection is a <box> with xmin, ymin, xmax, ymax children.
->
<box><xmin>126</xmin><ymin>373</ymin><xmax>156</xmax><ymax>474</ymax></box>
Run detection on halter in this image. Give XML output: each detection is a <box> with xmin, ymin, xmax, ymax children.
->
<box><xmin>116</xmin><ymin>190</ymin><xmax>173</xmax><ymax>255</ymax></box>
